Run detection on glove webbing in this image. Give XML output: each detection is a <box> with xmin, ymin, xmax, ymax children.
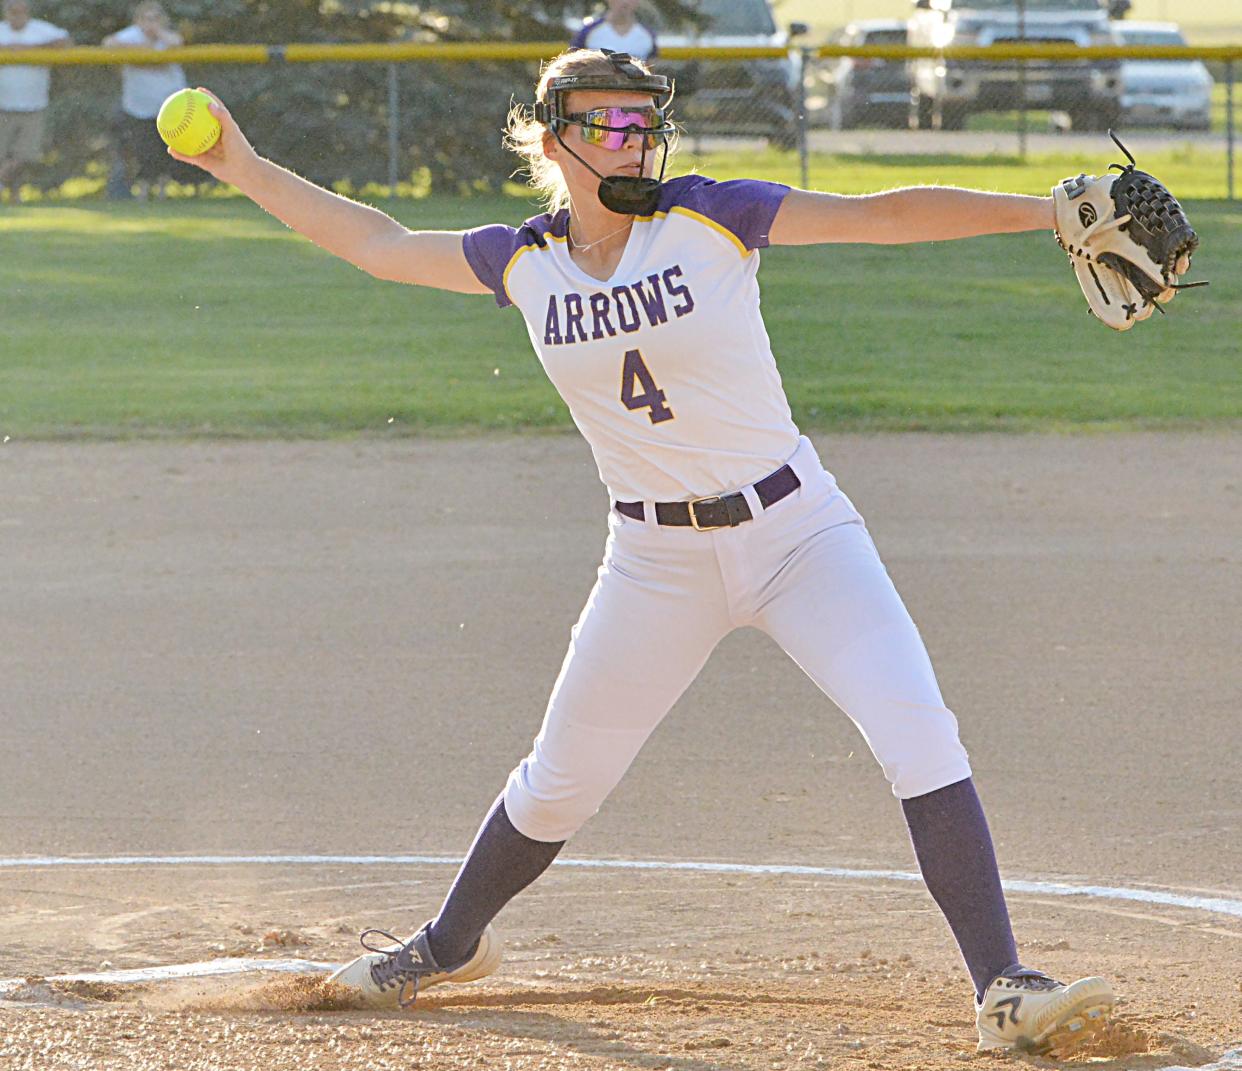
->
<box><xmin>1105</xmin><ymin>132</ymin><xmax>1200</xmax><ymax>281</ymax></box>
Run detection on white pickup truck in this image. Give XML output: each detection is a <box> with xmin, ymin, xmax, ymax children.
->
<box><xmin>908</xmin><ymin>0</ymin><xmax>1126</xmax><ymax>131</ymax></box>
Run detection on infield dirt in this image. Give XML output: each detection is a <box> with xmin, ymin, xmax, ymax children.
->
<box><xmin>0</xmin><ymin>433</ymin><xmax>1238</xmax><ymax>1069</ymax></box>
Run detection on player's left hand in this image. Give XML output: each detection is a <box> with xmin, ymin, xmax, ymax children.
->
<box><xmin>1052</xmin><ymin>134</ymin><xmax>1206</xmax><ymax>331</ymax></box>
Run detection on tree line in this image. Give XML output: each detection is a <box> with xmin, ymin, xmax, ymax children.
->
<box><xmin>34</xmin><ymin>0</ymin><xmax>697</xmax><ymax>193</ymax></box>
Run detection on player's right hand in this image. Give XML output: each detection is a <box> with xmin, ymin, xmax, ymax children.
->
<box><xmin>166</xmin><ymin>88</ymin><xmax>258</xmax><ymax>185</ymax></box>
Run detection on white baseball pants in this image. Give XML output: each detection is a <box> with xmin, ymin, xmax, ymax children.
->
<box><xmin>503</xmin><ymin>436</ymin><xmax>972</xmax><ymax>843</ymax></box>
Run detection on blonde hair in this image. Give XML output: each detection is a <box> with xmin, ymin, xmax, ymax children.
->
<box><xmin>505</xmin><ymin>49</ymin><xmax>675</xmax><ymax>214</ymax></box>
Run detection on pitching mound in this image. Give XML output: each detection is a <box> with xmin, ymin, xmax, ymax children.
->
<box><xmin>2</xmin><ymin>969</ymin><xmax>1236</xmax><ymax>1071</ymax></box>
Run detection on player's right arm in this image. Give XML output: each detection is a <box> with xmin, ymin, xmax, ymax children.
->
<box><xmin>170</xmin><ymin>90</ymin><xmax>489</xmax><ymax>295</ymax></box>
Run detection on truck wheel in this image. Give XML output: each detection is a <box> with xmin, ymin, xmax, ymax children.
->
<box><xmin>769</xmin><ymin>120</ymin><xmax>799</xmax><ymax>151</ymax></box>
<box><xmin>939</xmin><ymin>103</ymin><xmax>968</xmax><ymax>131</ymax></box>
<box><xmin>1071</xmin><ymin>107</ymin><xmax>1116</xmax><ymax>132</ymax></box>
<box><xmin>911</xmin><ymin>93</ymin><xmax>934</xmax><ymax>131</ymax></box>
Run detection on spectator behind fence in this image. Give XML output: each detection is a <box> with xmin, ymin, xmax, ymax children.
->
<box><xmin>570</xmin><ymin>0</ymin><xmax>658</xmax><ymax>60</ymax></box>
<box><xmin>103</xmin><ymin>1</ymin><xmax>193</xmax><ymax>199</ymax></box>
<box><xmin>0</xmin><ymin>0</ymin><xmax>70</xmax><ymax>202</ymax></box>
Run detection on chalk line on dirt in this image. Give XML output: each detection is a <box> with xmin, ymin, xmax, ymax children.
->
<box><xmin>1</xmin><ymin>853</ymin><xmax>1240</xmax><ymax>919</ymax></box>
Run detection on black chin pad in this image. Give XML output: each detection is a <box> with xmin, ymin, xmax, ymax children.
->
<box><xmin>597</xmin><ymin>176</ymin><xmax>661</xmax><ymax>216</ymax></box>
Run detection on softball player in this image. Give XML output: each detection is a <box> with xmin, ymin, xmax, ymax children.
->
<box><xmin>175</xmin><ymin>49</ymin><xmax>1113</xmax><ymax>1053</ymax></box>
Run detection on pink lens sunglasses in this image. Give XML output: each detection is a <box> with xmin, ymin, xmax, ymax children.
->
<box><xmin>566</xmin><ymin>107</ymin><xmax>674</xmax><ymax>151</ymax></box>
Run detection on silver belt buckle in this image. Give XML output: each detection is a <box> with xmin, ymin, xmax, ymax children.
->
<box><xmin>689</xmin><ymin>495</ymin><xmax>725</xmax><ymax>531</ymax></box>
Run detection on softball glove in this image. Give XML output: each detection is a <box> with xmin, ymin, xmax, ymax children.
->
<box><xmin>1053</xmin><ymin>133</ymin><xmax>1206</xmax><ymax>331</ymax></box>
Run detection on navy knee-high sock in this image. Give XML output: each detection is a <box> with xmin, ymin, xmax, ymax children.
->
<box><xmin>901</xmin><ymin>777</ymin><xmax>1020</xmax><ymax>1001</ymax></box>
<box><xmin>426</xmin><ymin>797</ymin><xmax>564</xmax><ymax>966</ymax></box>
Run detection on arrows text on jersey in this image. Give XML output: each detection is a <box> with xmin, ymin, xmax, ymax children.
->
<box><xmin>544</xmin><ymin>264</ymin><xmax>695</xmax><ymax>346</ymax></box>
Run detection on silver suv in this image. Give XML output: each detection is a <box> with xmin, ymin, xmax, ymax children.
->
<box><xmin>908</xmin><ymin>0</ymin><xmax>1123</xmax><ymax>131</ymax></box>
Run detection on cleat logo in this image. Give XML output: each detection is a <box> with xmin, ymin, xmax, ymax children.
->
<box><xmin>990</xmin><ymin>996</ymin><xmax>1023</xmax><ymax>1030</ymax></box>
<box><xmin>406</xmin><ymin>947</ymin><xmax>425</xmax><ymax>966</ymax></box>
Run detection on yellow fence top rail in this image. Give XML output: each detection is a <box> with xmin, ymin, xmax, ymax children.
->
<box><xmin>2</xmin><ymin>40</ymin><xmax>1241</xmax><ymax>66</ymax></box>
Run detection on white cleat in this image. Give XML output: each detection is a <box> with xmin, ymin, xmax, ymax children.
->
<box><xmin>327</xmin><ymin>922</ymin><xmax>502</xmax><ymax>1009</ymax></box>
<box><xmin>976</xmin><ymin>969</ymin><xmax>1114</xmax><ymax>1053</ymax></box>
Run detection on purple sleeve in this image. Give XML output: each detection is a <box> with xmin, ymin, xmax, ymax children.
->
<box><xmin>569</xmin><ymin>22</ymin><xmax>591</xmax><ymax>49</ymax></box>
<box><xmin>685</xmin><ymin>177</ymin><xmax>792</xmax><ymax>251</ymax></box>
<box><xmin>461</xmin><ymin>224</ymin><xmax>522</xmax><ymax>309</ymax></box>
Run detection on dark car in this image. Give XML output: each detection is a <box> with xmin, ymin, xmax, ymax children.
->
<box><xmin>821</xmin><ymin>20</ymin><xmax>910</xmax><ymax>129</ymax></box>
<box><xmin>650</xmin><ymin>0</ymin><xmax>807</xmax><ymax>149</ymax></box>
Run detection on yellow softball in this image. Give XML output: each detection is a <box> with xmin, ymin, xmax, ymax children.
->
<box><xmin>156</xmin><ymin>88</ymin><xmax>221</xmax><ymax>156</ymax></box>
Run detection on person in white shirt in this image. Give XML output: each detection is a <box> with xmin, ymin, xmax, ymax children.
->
<box><xmin>0</xmin><ymin>0</ymin><xmax>69</xmax><ymax>200</ymax></box>
<box><xmin>570</xmin><ymin>0</ymin><xmax>657</xmax><ymax>60</ymax></box>
<box><xmin>103</xmin><ymin>0</ymin><xmax>188</xmax><ymax>198</ymax></box>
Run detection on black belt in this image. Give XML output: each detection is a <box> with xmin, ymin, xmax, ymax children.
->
<box><xmin>615</xmin><ymin>464</ymin><xmax>801</xmax><ymax>531</ymax></box>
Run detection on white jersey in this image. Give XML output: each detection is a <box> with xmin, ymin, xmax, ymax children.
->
<box><xmin>462</xmin><ymin>175</ymin><xmax>800</xmax><ymax>503</ymax></box>
<box><xmin>110</xmin><ymin>24</ymin><xmax>186</xmax><ymax>119</ymax></box>
<box><xmin>569</xmin><ymin>18</ymin><xmax>658</xmax><ymax>60</ymax></box>
<box><xmin>0</xmin><ymin>18</ymin><xmax>68</xmax><ymax>111</ymax></box>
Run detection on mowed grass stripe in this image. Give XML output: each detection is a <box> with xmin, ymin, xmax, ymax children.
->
<box><xmin>2</xmin><ymin>179</ymin><xmax>1237</xmax><ymax>438</ymax></box>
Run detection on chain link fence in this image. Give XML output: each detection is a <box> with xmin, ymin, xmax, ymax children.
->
<box><xmin>796</xmin><ymin>38</ymin><xmax>1235</xmax><ymax>199</ymax></box>
<box><xmin>668</xmin><ymin>42</ymin><xmax>1236</xmax><ymax>199</ymax></box>
<box><xmin>1</xmin><ymin>40</ymin><xmax>1236</xmax><ymax>201</ymax></box>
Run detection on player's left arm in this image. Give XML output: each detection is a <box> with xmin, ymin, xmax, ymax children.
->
<box><xmin>768</xmin><ymin>187</ymin><xmax>1054</xmax><ymax>246</ymax></box>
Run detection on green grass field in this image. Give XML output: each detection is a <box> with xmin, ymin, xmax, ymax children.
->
<box><xmin>683</xmin><ymin>145</ymin><xmax>1233</xmax><ymax>200</ymax></box>
<box><xmin>2</xmin><ymin>152</ymin><xmax>1237</xmax><ymax>439</ymax></box>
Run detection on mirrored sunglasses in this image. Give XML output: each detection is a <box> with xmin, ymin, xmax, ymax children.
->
<box><xmin>567</xmin><ymin>107</ymin><xmax>670</xmax><ymax>151</ymax></box>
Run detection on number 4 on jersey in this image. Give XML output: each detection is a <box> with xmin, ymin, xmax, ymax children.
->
<box><xmin>620</xmin><ymin>348</ymin><xmax>675</xmax><ymax>424</ymax></box>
